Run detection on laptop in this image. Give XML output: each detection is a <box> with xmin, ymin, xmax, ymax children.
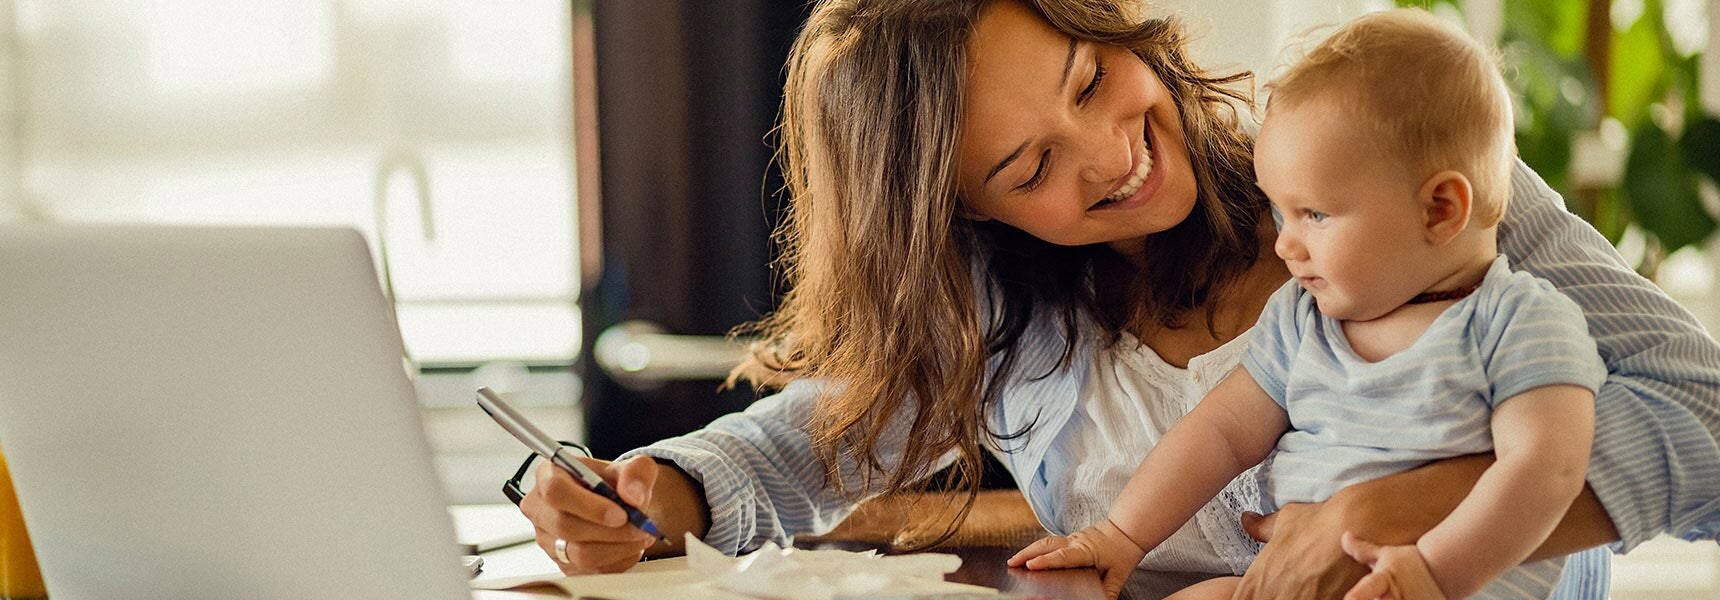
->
<box><xmin>0</xmin><ymin>225</ymin><xmax>471</xmax><ymax>599</ymax></box>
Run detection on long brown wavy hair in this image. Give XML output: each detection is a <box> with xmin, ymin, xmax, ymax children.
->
<box><xmin>729</xmin><ymin>0</ymin><xmax>1266</xmax><ymax>547</ymax></box>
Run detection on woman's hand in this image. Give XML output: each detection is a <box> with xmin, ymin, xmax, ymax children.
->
<box><xmin>1232</xmin><ymin>503</ymin><xmax>1371</xmax><ymax>599</ymax></box>
<box><xmin>517</xmin><ymin>455</ymin><xmax>666</xmax><ymax>575</ymax></box>
<box><xmin>1340</xmin><ymin>532</ymin><xmax>1447</xmax><ymax>600</ymax></box>
<box><xmin>1234</xmin><ymin>454</ymin><xmax>1618</xmax><ymax>599</ymax></box>
<box><xmin>1008</xmin><ymin>519</ymin><xmax>1148</xmax><ymax>599</ymax></box>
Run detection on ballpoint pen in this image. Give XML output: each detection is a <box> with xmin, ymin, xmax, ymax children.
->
<box><xmin>476</xmin><ymin>387</ymin><xmax>666</xmax><ymax>542</ymax></box>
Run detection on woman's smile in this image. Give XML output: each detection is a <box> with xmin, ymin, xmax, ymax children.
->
<box><xmin>1089</xmin><ymin>114</ymin><xmax>1161</xmax><ymax>212</ymax></box>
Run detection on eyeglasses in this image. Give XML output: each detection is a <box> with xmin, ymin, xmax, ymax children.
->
<box><xmin>502</xmin><ymin>440</ymin><xmax>592</xmax><ymax>506</ymax></box>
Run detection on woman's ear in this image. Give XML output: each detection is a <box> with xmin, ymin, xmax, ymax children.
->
<box><xmin>1418</xmin><ymin>170</ymin><xmax>1473</xmax><ymax>245</ymax></box>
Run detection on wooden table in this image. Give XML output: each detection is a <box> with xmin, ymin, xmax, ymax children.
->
<box><xmin>923</xmin><ymin>545</ymin><xmax>1221</xmax><ymax>600</ymax></box>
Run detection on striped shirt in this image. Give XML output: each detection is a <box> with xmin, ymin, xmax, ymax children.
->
<box><xmin>1241</xmin><ymin>255</ymin><xmax>1605</xmax><ymax>599</ymax></box>
<box><xmin>620</xmin><ymin>160</ymin><xmax>1720</xmax><ymax>598</ymax></box>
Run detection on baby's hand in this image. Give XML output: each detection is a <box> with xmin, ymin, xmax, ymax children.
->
<box><xmin>1339</xmin><ymin>531</ymin><xmax>1447</xmax><ymax>600</ymax></box>
<box><xmin>1008</xmin><ymin>518</ymin><xmax>1147</xmax><ymax>599</ymax></box>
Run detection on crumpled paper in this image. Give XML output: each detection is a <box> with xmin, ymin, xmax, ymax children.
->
<box><xmin>684</xmin><ymin>533</ymin><xmax>974</xmax><ymax>600</ymax></box>
<box><xmin>469</xmin><ymin>533</ymin><xmax>993</xmax><ymax>600</ymax></box>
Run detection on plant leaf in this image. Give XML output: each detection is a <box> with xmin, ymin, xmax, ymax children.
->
<box><xmin>1683</xmin><ymin>115</ymin><xmax>1720</xmax><ymax>186</ymax></box>
<box><xmin>1609</xmin><ymin>5</ymin><xmax>1668</xmax><ymax>129</ymax></box>
<box><xmin>1623</xmin><ymin>123</ymin><xmax>1718</xmax><ymax>252</ymax></box>
<box><xmin>1506</xmin><ymin>0</ymin><xmax>1587</xmax><ymax>57</ymax></box>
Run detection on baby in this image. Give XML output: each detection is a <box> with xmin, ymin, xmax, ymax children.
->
<box><xmin>1010</xmin><ymin>9</ymin><xmax>1605</xmax><ymax>600</ymax></box>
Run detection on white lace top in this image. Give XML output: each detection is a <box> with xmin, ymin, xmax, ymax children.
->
<box><xmin>1038</xmin><ymin>328</ymin><xmax>1265</xmax><ymax>575</ymax></box>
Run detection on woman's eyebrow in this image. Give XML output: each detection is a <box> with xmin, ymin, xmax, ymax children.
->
<box><xmin>1058</xmin><ymin>37</ymin><xmax>1078</xmax><ymax>92</ymax></box>
<box><xmin>984</xmin><ymin>141</ymin><xmax>1030</xmax><ymax>186</ymax></box>
<box><xmin>983</xmin><ymin>38</ymin><xmax>1079</xmax><ymax>188</ymax></box>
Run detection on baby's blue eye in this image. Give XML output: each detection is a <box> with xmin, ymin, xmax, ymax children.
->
<box><xmin>1307</xmin><ymin>211</ymin><xmax>1329</xmax><ymax>223</ymax></box>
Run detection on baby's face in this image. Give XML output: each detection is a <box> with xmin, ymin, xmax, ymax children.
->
<box><xmin>1254</xmin><ymin>98</ymin><xmax>1439</xmax><ymax>322</ymax></box>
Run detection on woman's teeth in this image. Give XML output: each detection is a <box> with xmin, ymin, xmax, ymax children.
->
<box><xmin>1099</xmin><ymin>142</ymin><xmax>1153</xmax><ymax>205</ymax></box>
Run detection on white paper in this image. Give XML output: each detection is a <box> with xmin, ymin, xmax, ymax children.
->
<box><xmin>448</xmin><ymin>504</ymin><xmax>537</xmax><ymax>553</ymax></box>
<box><xmin>471</xmin><ymin>533</ymin><xmax>996</xmax><ymax>600</ymax></box>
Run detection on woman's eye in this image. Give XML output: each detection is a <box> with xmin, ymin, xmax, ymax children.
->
<box><xmin>1018</xmin><ymin>149</ymin><xmax>1051</xmax><ymax>192</ymax></box>
<box><xmin>1307</xmin><ymin>211</ymin><xmax>1329</xmax><ymax>223</ymax></box>
<box><xmin>1079</xmin><ymin>63</ymin><xmax>1106</xmax><ymax>104</ymax></box>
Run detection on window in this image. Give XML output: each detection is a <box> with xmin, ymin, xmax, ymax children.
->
<box><xmin>3</xmin><ymin>0</ymin><xmax>581</xmax><ymax>367</ymax></box>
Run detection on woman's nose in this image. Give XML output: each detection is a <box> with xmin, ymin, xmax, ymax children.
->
<box><xmin>1078</xmin><ymin>126</ymin><xmax>1134</xmax><ymax>184</ymax></box>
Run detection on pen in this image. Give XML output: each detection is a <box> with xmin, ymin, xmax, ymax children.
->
<box><xmin>475</xmin><ymin>387</ymin><xmax>666</xmax><ymax>542</ymax></box>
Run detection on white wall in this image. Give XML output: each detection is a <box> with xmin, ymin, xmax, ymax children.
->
<box><xmin>1145</xmin><ymin>0</ymin><xmax>1376</xmax><ymax>93</ymax></box>
<box><xmin>0</xmin><ymin>1</ymin><xmax>20</xmax><ymax>222</ymax></box>
<box><xmin>1144</xmin><ymin>0</ymin><xmax>1504</xmax><ymax>118</ymax></box>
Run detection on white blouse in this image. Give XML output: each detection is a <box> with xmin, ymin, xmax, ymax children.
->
<box><xmin>1039</xmin><ymin>327</ymin><xmax>1263</xmax><ymax>574</ymax></box>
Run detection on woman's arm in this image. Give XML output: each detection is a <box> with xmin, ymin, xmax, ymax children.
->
<box><xmin>1231</xmin><ymin>454</ymin><xmax>1619</xmax><ymax>600</ymax></box>
<box><xmin>1336</xmin><ymin>454</ymin><xmax>1619</xmax><ymax>561</ymax></box>
<box><xmin>615</xmin><ymin>378</ymin><xmax>959</xmax><ymax>555</ymax></box>
<box><xmin>1499</xmin><ymin>158</ymin><xmax>1720</xmax><ymax>550</ymax></box>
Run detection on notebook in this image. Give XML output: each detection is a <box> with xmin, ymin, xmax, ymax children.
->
<box><xmin>0</xmin><ymin>225</ymin><xmax>471</xmax><ymax>599</ymax></box>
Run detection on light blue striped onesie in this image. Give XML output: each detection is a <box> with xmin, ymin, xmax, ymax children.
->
<box><xmin>1242</xmin><ymin>254</ymin><xmax>1608</xmax><ymax>599</ymax></box>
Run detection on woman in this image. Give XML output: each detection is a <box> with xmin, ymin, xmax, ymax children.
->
<box><xmin>518</xmin><ymin>1</ymin><xmax>1720</xmax><ymax>597</ymax></box>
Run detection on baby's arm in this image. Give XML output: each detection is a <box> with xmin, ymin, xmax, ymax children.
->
<box><xmin>1107</xmin><ymin>367</ymin><xmax>1290</xmax><ymax>553</ymax></box>
<box><xmin>1010</xmin><ymin>368</ymin><xmax>1288</xmax><ymax>596</ymax></box>
<box><xmin>1414</xmin><ymin>384</ymin><xmax>1596</xmax><ymax>599</ymax></box>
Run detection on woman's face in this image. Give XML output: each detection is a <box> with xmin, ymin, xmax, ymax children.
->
<box><xmin>956</xmin><ymin>0</ymin><xmax>1199</xmax><ymax>250</ymax></box>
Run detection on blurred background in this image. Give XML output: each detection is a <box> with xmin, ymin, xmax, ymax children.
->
<box><xmin>0</xmin><ymin>0</ymin><xmax>1713</xmax><ymax>596</ymax></box>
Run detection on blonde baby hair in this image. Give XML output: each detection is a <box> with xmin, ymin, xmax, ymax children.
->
<box><xmin>1267</xmin><ymin>8</ymin><xmax>1515</xmax><ymax>226</ymax></box>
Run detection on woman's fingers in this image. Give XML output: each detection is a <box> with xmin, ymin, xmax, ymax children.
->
<box><xmin>1340</xmin><ymin>531</ymin><xmax>1381</xmax><ymax>566</ymax></box>
<box><xmin>565</xmin><ymin>539</ymin><xmax>655</xmax><ymax>571</ymax></box>
<box><xmin>530</xmin><ymin>510</ymin><xmax>660</xmax><ymax>544</ymax></box>
<box><xmin>608</xmin><ymin>455</ymin><xmax>660</xmax><ymax>506</ymax></box>
<box><xmin>590</xmin><ymin>546</ymin><xmax>650</xmax><ymax>574</ymax></box>
<box><xmin>1239</xmin><ymin>510</ymin><xmax>1276</xmax><ymax>543</ymax></box>
<box><xmin>1230</xmin><ymin>500</ymin><xmax>1371</xmax><ymax>600</ymax></box>
<box><xmin>1007</xmin><ymin>536</ymin><xmax>1067</xmax><ymax>567</ymax></box>
<box><xmin>534</xmin><ymin>525</ymin><xmax>651</xmax><ymax>575</ymax></box>
<box><xmin>1099</xmin><ymin>564</ymin><xmax>1133</xmax><ymax>600</ymax></box>
<box><xmin>532</xmin><ymin>463</ymin><xmax>631</xmax><ymax>527</ymax></box>
<box><xmin>1343</xmin><ymin>572</ymin><xmax>1390</xmax><ymax>600</ymax></box>
<box><xmin>518</xmin><ymin>455</ymin><xmax>656</xmax><ymax>573</ymax></box>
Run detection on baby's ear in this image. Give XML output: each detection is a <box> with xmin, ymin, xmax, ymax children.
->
<box><xmin>1418</xmin><ymin>170</ymin><xmax>1473</xmax><ymax>245</ymax></box>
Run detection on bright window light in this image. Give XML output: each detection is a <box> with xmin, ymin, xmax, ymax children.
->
<box><xmin>446</xmin><ymin>1</ymin><xmax>567</xmax><ymax>84</ymax></box>
<box><xmin>143</xmin><ymin>0</ymin><xmax>333</xmax><ymax>92</ymax></box>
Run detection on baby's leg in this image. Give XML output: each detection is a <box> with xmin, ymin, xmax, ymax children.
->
<box><xmin>1162</xmin><ymin>575</ymin><xmax>1240</xmax><ymax>600</ymax></box>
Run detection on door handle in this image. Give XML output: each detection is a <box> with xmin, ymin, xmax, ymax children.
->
<box><xmin>593</xmin><ymin>320</ymin><xmax>749</xmax><ymax>390</ymax></box>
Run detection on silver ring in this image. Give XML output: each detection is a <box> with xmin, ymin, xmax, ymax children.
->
<box><xmin>553</xmin><ymin>538</ymin><xmax>570</xmax><ymax>564</ymax></box>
